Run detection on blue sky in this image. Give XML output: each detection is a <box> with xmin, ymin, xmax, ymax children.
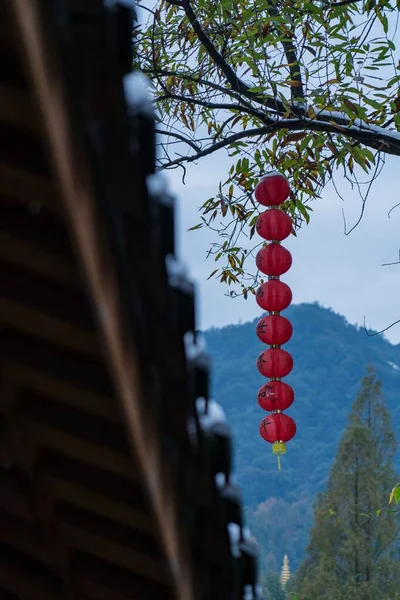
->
<box><xmin>168</xmin><ymin>153</ymin><xmax>400</xmax><ymax>344</ymax></box>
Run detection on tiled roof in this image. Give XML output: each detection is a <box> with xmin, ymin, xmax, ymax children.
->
<box><xmin>0</xmin><ymin>1</ymin><xmax>262</xmax><ymax>598</ymax></box>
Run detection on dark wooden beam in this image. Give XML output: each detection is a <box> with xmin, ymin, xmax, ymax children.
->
<box><xmin>16</xmin><ymin>422</ymin><xmax>139</xmax><ymax>480</ymax></box>
<box><xmin>38</xmin><ymin>475</ymin><xmax>155</xmax><ymax>534</ymax></box>
<box><xmin>2</xmin><ymin>362</ymin><xmax>116</xmax><ymax>420</ymax></box>
<box><xmin>0</xmin><ymin>298</ymin><xmax>100</xmax><ymax>356</ymax></box>
<box><xmin>0</xmin><ymin>165</ymin><xmax>58</xmax><ymax>214</ymax></box>
<box><xmin>8</xmin><ymin>2</ymin><xmax>196</xmax><ymax>598</ymax></box>
<box><xmin>0</xmin><ymin>85</ymin><xmax>41</xmax><ymax>133</ymax></box>
<box><xmin>0</xmin><ymin>511</ymin><xmax>69</xmax><ymax>576</ymax></box>
<box><xmin>0</xmin><ymin>234</ymin><xmax>79</xmax><ymax>287</ymax></box>
<box><xmin>72</xmin><ymin>551</ymin><xmax>174</xmax><ymax>600</ymax></box>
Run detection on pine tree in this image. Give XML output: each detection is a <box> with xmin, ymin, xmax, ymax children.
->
<box><xmin>294</xmin><ymin>368</ymin><xmax>400</xmax><ymax>600</ymax></box>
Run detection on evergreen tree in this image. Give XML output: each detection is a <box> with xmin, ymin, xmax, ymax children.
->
<box><xmin>294</xmin><ymin>368</ymin><xmax>400</xmax><ymax>600</ymax></box>
<box><xmin>262</xmin><ymin>570</ymin><xmax>286</xmax><ymax>600</ymax></box>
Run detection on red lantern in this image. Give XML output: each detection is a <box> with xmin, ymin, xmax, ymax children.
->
<box><xmin>257</xmin><ymin>348</ymin><xmax>293</xmax><ymax>378</ymax></box>
<box><xmin>256</xmin><ymin>209</ymin><xmax>292</xmax><ymax>242</ymax></box>
<box><xmin>254</xmin><ymin>172</ymin><xmax>290</xmax><ymax>207</ymax></box>
<box><xmin>257</xmin><ymin>380</ymin><xmax>294</xmax><ymax>412</ymax></box>
<box><xmin>253</xmin><ymin>175</ymin><xmax>296</xmax><ymax>470</ymax></box>
<box><xmin>259</xmin><ymin>412</ymin><xmax>296</xmax><ymax>443</ymax></box>
<box><xmin>256</xmin><ymin>315</ymin><xmax>293</xmax><ymax>345</ymax></box>
<box><xmin>256</xmin><ymin>243</ymin><xmax>292</xmax><ymax>276</ymax></box>
<box><xmin>256</xmin><ymin>280</ymin><xmax>292</xmax><ymax>312</ymax></box>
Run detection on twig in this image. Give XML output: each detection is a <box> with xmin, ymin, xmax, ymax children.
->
<box><xmin>179</xmin><ymin>163</ymin><xmax>187</xmax><ymax>184</ymax></box>
<box><xmin>159</xmin><ymin>125</ymin><xmax>273</xmax><ymax>169</ymax></box>
<box><xmin>155</xmin><ymin>93</ymin><xmax>264</xmax><ymax>119</ymax></box>
<box><xmin>364</xmin><ymin>316</ymin><xmax>400</xmax><ymax>337</ymax></box>
<box><xmin>325</xmin><ymin>0</ymin><xmax>363</xmax><ymax>6</ymax></box>
<box><xmin>343</xmin><ymin>152</ymin><xmax>383</xmax><ymax>236</ymax></box>
<box><xmin>382</xmin><ymin>250</ymin><xmax>400</xmax><ymax>267</ymax></box>
<box><xmin>155</xmin><ymin>128</ymin><xmax>201</xmax><ymax>152</ymax></box>
<box><xmin>142</xmin><ymin>68</ymin><xmax>256</xmax><ymax>109</ymax></box>
<box><xmin>388</xmin><ymin>202</ymin><xmax>400</xmax><ymax>219</ymax></box>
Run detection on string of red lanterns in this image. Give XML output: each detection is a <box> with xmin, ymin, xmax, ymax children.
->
<box><xmin>254</xmin><ymin>172</ymin><xmax>296</xmax><ymax>470</ymax></box>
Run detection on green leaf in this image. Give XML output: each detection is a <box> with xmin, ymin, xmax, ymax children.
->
<box><xmin>389</xmin><ymin>485</ymin><xmax>400</xmax><ymax>505</ymax></box>
<box><xmin>374</xmin><ymin>7</ymin><xmax>389</xmax><ymax>33</ymax></box>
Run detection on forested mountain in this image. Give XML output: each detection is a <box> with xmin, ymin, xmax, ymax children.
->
<box><xmin>204</xmin><ymin>303</ymin><xmax>400</xmax><ymax>571</ymax></box>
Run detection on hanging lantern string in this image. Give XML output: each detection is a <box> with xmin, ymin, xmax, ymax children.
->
<box><xmin>254</xmin><ymin>172</ymin><xmax>297</xmax><ymax>471</ymax></box>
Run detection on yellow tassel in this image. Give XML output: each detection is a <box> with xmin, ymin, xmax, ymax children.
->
<box><xmin>272</xmin><ymin>441</ymin><xmax>286</xmax><ymax>472</ymax></box>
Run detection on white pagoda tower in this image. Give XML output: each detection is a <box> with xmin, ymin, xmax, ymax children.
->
<box><xmin>280</xmin><ymin>553</ymin><xmax>291</xmax><ymax>588</ymax></box>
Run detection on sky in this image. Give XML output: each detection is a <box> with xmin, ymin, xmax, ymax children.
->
<box><xmin>167</xmin><ymin>153</ymin><xmax>400</xmax><ymax>344</ymax></box>
<box><xmin>137</xmin><ymin>3</ymin><xmax>400</xmax><ymax>344</ymax></box>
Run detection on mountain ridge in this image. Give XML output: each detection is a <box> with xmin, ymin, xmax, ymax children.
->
<box><xmin>203</xmin><ymin>302</ymin><xmax>400</xmax><ymax>569</ymax></box>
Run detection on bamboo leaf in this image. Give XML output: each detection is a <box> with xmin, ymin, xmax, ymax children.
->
<box><xmin>207</xmin><ymin>269</ymin><xmax>219</xmax><ymax>279</ymax></box>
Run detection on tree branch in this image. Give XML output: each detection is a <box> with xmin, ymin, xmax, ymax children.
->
<box><xmin>161</xmin><ymin>0</ymin><xmax>400</xmax><ymax>157</ymax></box>
<box><xmin>177</xmin><ymin>0</ymin><xmax>249</xmax><ymax>95</ymax></box>
<box><xmin>155</xmin><ymin>92</ymin><xmax>264</xmax><ymax>119</ymax></box>
<box><xmin>165</xmin><ymin>0</ymin><xmax>288</xmax><ymax>114</ymax></box>
<box><xmin>325</xmin><ymin>0</ymin><xmax>363</xmax><ymax>6</ymax></box>
<box><xmin>159</xmin><ymin>125</ymin><xmax>271</xmax><ymax>169</ymax></box>
<box><xmin>281</xmin><ymin>38</ymin><xmax>304</xmax><ymax>101</ymax></box>
<box><xmin>142</xmin><ymin>68</ymin><xmax>259</xmax><ymax>110</ymax></box>
<box><xmin>153</xmin><ymin>68</ymin><xmax>400</xmax><ymax>157</ymax></box>
<box><xmin>364</xmin><ymin>316</ymin><xmax>400</xmax><ymax>337</ymax></box>
<box><xmin>158</xmin><ymin>115</ymin><xmax>400</xmax><ymax>170</ymax></box>
<box><xmin>382</xmin><ymin>249</ymin><xmax>400</xmax><ymax>266</ymax></box>
<box><xmin>155</xmin><ymin>128</ymin><xmax>201</xmax><ymax>152</ymax></box>
<box><xmin>268</xmin><ymin>6</ymin><xmax>304</xmax><ymax>101</ymax></box>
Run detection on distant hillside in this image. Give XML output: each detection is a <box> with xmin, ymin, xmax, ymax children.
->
<box><xmin>204</xmin><ymin>303</ymin><xmax>400</xmax><ymax>570</ymax></box>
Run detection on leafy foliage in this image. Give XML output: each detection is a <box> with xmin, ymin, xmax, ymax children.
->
<box><xmin>204</xmin><ymin>303</ymin><xmax>400</xmax><ymax>571</ymax></box>
<box><xmin>248</xmin><ymin>496</ymin><xmax>312</xmax><ymax>573</ymax></box>
<box><xmin>137</xmin><ymin>0</ymin><xmax>400</xmax><ymax>292</ymax></box>
<box><xmin>293</xmin><ymin>369</ymin><xmax>400</xmax><ymax>599</ymax></box>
